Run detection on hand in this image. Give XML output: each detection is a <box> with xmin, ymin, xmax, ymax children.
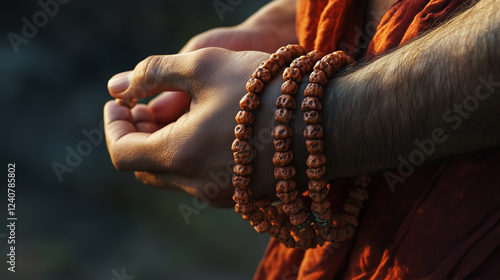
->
<box><xmin>180</xmin><ymin>0</ymin><xmax>297</xmax><ymax>53</ymax></box>
<box><xmin>104</xmin><ymin>48</ymin><xmax>290</xmax><ymax>207</ymax></box>
<box><xmin>180</xmin><ymin>25</ymin><xmax>292</xmax><ymax>53</ymax></box>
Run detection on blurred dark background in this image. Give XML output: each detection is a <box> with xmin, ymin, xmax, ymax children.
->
<box><xmin>0</xmin><ymin>0</ymin><xmax>272</xmax><ymax>279</ymax></box>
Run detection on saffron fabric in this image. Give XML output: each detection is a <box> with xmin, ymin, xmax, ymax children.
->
<box><xmin>255</xmin><ymin>0</ymin><xmax>500</xmax><ymax>279</ymax></box>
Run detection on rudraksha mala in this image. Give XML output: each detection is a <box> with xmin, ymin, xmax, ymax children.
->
<box><xmin>232</xmin><ymin>45</ymin><xmax>371</xmax><ymax>250</ymax></box>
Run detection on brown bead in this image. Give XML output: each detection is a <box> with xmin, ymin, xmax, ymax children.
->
<box><xmin>272</xmin><ymin>124</ymin><xmax>293</xmax><ymax>139</ymax></box>
<box><xmin>282</xmin><ymin>67</ymin><xmax>302</xmax><ymax>83</ymax></box>
<box><xmin>255</xmin><ymin>198</ymin><xmax>271</xmax><ymax>208</ymax></box>
<box><xmin>259</xmin><ymin>59</ymin><xmax>280</xmax><ymax>76</ymax></box>
<box><xmin>274</xmin><ymin>165</ymin><xmax>296</xmax><ymax>180</ymax></box>
<box><xmin>316</xmin><ymin>208</ymin><xmax>332</xmax><ymax>220</ymax></box>
<box><xmin>334</xmin><ymin>50</ymin><xmax>353</xmax><ymax>66</ymax></box>
<box><xmin>298</xmin><ymin>226</ymin><xmax>316</xmax><ymax>240</ymax></box>
<box><xmin>232</xmin><ymin>174</ymin><xmax>251</xmax><ymax>189</ymax></box>
<box><xmin>254</xmin><ymin>218</ymin><xmax>270</xmax><ymax>233</ymax></box>
<box><xmin>282</xmin><ymin>197</ymin><xmax>303</xmax><ymax>215</ymax></box>
<box><xmin>235</xmin><ymin>110</ymin><xmax>254</xmax><ymax>125</ymax></box>
<box><xmin>231</xmin><ymin>139</ymin><xmax>251</xmax><ymax>153</ymax></box>
<box><xmin>309</xmin><ymin>188</ymin><xmax>328</xmax><ymax>203</ymax></box>
<box><xmin>344</xmin><ymin>199</ymin><xmax>362</xmax><ymax>216</ymax></box>
<box><xmin>321</xmin><ymin>53</ymin><xmax>343</xmax><ymax>69</ymax></box>
<box><xmin>235</xmin><ymin>201</ymin><xmax>255</xmax><ymax>214</ymax></box>
<box><xmin>334</xmin><ymin>227</ymin><xmax>348</xmax><ymax>242</ymax></box>
<box><xmin>276</xmin><ymin>94</ymin><xmax>296</xmax><ymax>110</ymax></box>
<box><xmin>303</xmin><ymin>124</ymin><xmax>323</xmax><ymax>139</ymax></box>
<box><xmin>287</xmin><ymin>44</ymin><xmax>307</xmax><ymax>57</ymax></box>
<box><xmin>233</xmin><ymin>151</ymin><xmax>253</xmax><ymax>164</ymax></box>
<box><xmin>348</xmin><ymin>186</ymin><xmax>370</xmax><ymax>201</ymax></box>
<box><xmin>269</xmin><ymin>53</ymin><xmax>286</xmax><ymax>67</ymax></box>
<box><xmin>278</xmin><ymin>227</ymin><xmax>291</xmax><ymax>241</ymax></box>
<box><xmin>344</xmin><ymin>224</ymin><xmax>356</xmax><ymax>239</ymax></box>
<box><xmin>306</xmin><ymin>165</ymin><xmax>326</xmax><ymax>179</ymax></box>
<box><xmin>318</xmin><ymin>224</ymin><xmax>333</xmax><ymax>240</ymax></box>
<box><xmin>272</xmin><ymin>150</ymin><xmax>293</xmax><ymax>166</ymax></box>
<box><xmin>262</xmin><ymin>206</ymin><xmax>278</xmax><ymax>219</ymax></box>
<box><xmin>306</xmin><ymin>139</ymin><xmax>323</xmax><ymax>154</ymax></box>
<box><xmin>273</xmin><ymin>138</ymin><xmax>292</xmax><ymax>152</ymax></box>
<box><xmin>268</xmin><ymin>225</ymin><xmax>280</xmax><ymax>237</ymax></box>
<box><xmin>309</xmin><ymin>69</ymin><xmax>327</xmax><ymax>86</ymax></box>
<box><xmin>281</xmin><ymin>80</ymin><xmax>298</xmax><ymax>95</ymax></box>
<box><xmin>343</xmin><ymin>54</ymin><xmax>355</xmax><ymax>65</ymax></box>
<box><xmin>239</xmin><ymin>92</ymin><xmax>260</xmax><ymax>111</ymax></box>
<box><xmin>253</xmin><ymin>67</ymin><xmax>272</xmax><ymax>83</ymax></box>
<box><xmin>275</xmin><ymin>108</ymin><xmax>293</xmax><ymax>124</ymax></box>
<box><xmin>276</xmin><ymin>46</ymin><xmax>293</xmax><ymax>62</ymax></box>
<box><xmin>290</xmin><ymin>209</ymin><xmax>308</xmax><ymax>226</ymax></box>
<box><xmin>303</xmin><ymin>110</ymin><xmax>321</xmax><ymax>124</ymax></box>
<box><xmin>242</xmin><ymin>209</ymin><xmax>263</xmax><ymax>221</ymax></box>
<box><xmin>308</xmin><ymin>179</ymin><xmax>328</xmax><ymax>192</ymax></box>
<box><xmin>311</xmin><ymin>200</ymin><xmax>331</xmax><ymax>214</ymax></box>
<box><xmin>276</xmin><ymin>179</ymin><xmax>296</xmax><ymax>193</ymax></box>
<box><xmin>290</xmin><ymin>55</ymin><xmax>312</xmax><ymax>73</ymax></box>
<box><xmin>283</xmin><ymin>237</ymin><xmax>296</xmax><ymax>248</ymax></box>
<box><xmin>233</xmin><ymin>164</ymin><xmax>254</xmax><ymax>176</ymax></box>
<box><xmin>306</xmin><ymin>50</ymin><xmax>324</xmax><ymax>64</ymax></box>
<box><xmin>233</xmin><ymin>188</ymin><xmax>252</xmax><ymax>204</ymax></box>
<box><xmin>330</xmin><ymin>213</ymin><xmax>343</xmax><ymax>227</ymax></box>
<box><xmin>249</xmin><ymin>217</ymin><xmax>261</xmax><ymax>227</ymax></box>
<box><xmin>274</xmin><ymin>210</ymin><xmax>289</xmax><ymax>224</ymax></box>
<box><xmin>276</xmin><ymin>189</ymin><xmax>299</xmax><ymax>203</ymax></box>
<box><xmin>234</xmin><ymin>124</ymin><xmax>252</xmax><ymax>139</ymax></box>
<box><xmin>314</xmin><ymin>60</ymin><xmax>334</xmax><ymax>78</ymax></box>
<box><xmin>342</xmin><ymin>213</ymin><xmax>359</xmax><ymax>227</ymax></box>
<box><xmin>246</xmin><ymin>78</ymin><xmax>265</xmax><ymax>94</ymax></box>
<box><xmin>304</xmin><ymin>83</ymin><xmax>324</xmax><ymax>98</ymax></box>
<box><xmin>306</xmin><ymin>153</ymin><xmax>326</xmax><ymax>168</ymax></box>
<box><xmin>301</xmin><ymin>96</ymin><xmax>322</xmax><ymax>111</ymax></box>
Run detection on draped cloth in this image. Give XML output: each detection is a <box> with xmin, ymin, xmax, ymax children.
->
<box><xmin>255</xmin><ymin>0</ymin><xmax>500</xmax><ymax>279</ymax></box>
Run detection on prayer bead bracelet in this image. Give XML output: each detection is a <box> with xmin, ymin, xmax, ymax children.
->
<box><xmin>232</xmin><ymin>44</ymin><xmax>306</xmax><ymax>248</ymax></box>
<box><xmin>232</xmin><ymin>45</ymin><xmax>371</xmax><ymax>249</ymax></box>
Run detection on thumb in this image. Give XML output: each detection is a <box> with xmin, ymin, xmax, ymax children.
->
<box><xmin>107</xmin><ymin>54</ymin><xmax>192</xmax><ymax>99</ymax></box>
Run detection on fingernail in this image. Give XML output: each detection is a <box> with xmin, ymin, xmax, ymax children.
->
<box><xmin>108</xmin><ymin>71</ymin><xmax>131</xmax><ymax>93</ymax></box>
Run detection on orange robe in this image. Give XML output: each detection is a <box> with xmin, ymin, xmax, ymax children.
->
<box><xmin>255</xmin><ymin>0</ymin><xmax>500</xmax><ymax>279</ymax></box>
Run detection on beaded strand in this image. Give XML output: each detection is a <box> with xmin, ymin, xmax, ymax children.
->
<box><xmin>232</xmin><ymin>44</ymin><xmax>307</xmax><ymax>248</ymax></box>
<box><xmin>232</xmin><ymin>46</ymin><xmax>371</xmax><ymax>249</ymax></box>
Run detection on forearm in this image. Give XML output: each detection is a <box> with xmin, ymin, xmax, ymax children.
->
<box><xmin>239</xmin><ymin>0</ymin><xmax>298</xmax><ymax>44</ymax></box>
<box><xmin>320</xmin><ymin>0</ymin><xmax>500</xmax><ymax>179</ymax></box>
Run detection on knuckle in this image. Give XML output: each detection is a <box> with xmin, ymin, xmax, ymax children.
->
<box><xmin>133</xmin><ymin>55</ymin><xmax>164</xmax><ymax>95</ymax></box>
<box><xmin>191</xmin><ymin>47</ymin><xmax>227</xmax><ymax>80</ymax></box>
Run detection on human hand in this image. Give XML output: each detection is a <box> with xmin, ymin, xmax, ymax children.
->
<box><xmin>105</xmin><ymin>48</ymin><xmax>301</xmax><ymax>207</ymax></box>
<box><xmin>180</xmin><ymin>25</ymin><xmax>290</xmax><ymax>53</ymax></box>
<box><xmin>180</xmin><ymin>0</ymin><xmax>297</xmax><ymax>53</ymax></box>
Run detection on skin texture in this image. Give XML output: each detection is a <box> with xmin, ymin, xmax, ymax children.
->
<box><xmin>180</xmin><ymin>0</ymin><xmax>298</xmax><ymax>53</ymax></box>
<box><xmin>105</xmin><ymin>0</ymin><xmax>500</xmax><ymax>207</ymax></box>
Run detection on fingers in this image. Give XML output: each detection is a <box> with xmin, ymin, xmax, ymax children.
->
<box><xmin>148</xmin><ymin>91</ymin><xmax>191</xmax><ymax>127</ymax></box>
<box><xmin>134</xmin><ymin>171</ymin><xmax>197</xmax><ymax>195</ymax></box>
<box><xmin>107</xmin><ymin>53</ymin><xmax>195</xmax><ymax>100</ymax></box>
<box><xmin>131</xmin><ymin>104</ymin><xmax>158</xmax><ymax>133</ymax></box>
<box><xmin>104</xmin><ymin>100</ymin><xmax>171</xmax><ymax>171</ymax></box>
